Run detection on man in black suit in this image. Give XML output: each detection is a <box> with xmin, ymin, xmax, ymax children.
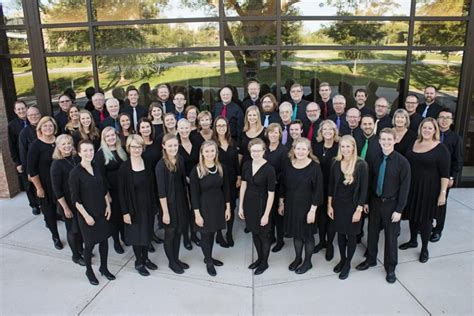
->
<box><xmin>101</xmin><ymin>98</ymin><xmax>121</xmax><ymax>130</ymax></box>
<box><xmin>54</xmin><ymin>94</ymin><xmax>72</xmax><ymax>134</ymax></box>
<box><xmin>122</xmin><ymin>87</ymin><xmax>147</xmax><ymax>132</ymax></box>
<box><xmin>156</xmin><ymin>84</ymin><xmax>175</xmax><ymax>114</ymax></box>
<box><xmin>417</xmin><ymin>86</ymin><xmax>442</xmax><ymax>119</ymax></box>
<box><xmin>212</xmin><ymin>87</ymin><xmax>244</xmax><ymax>141</ymax></box>
<box><xmin>404</xmin><ymin>95</ymin><xmax>423</xmax><ymax>133</ymax></box>
<box><xmin>242</xmin><ymin>80</ymin><xmax>261</xmax><ymax>113</ymax></box>
<box><xmin>303</xmin><ymin>102</ymin><xmax>322</xmax><ymax>146</ymax></box>
<box><xmin>374</xmin><ymin>97</ymin><xmax>392</xmax><ymax>135</ymax></box>
<box><xmin>287</xmin><ymin>83</ymin><xmax>309</xmax><ymax>122</ymax></box>
<box><xmin>354</xmin><ymin>88</ymin><xmax>376</xmax><ymax>117</ymax></box>
<box><xmin>260</xmin><ymin>93</ymin><xmax>280</xmax><ymax>128</ymax></box>
<box><xmin>317</xmin><ymin>82</ymin><xmax>335</xmax><ymax>120</ymax></box>
<box><xmin>91</xmin><ymin>92</ymin><xmax>109</xmax><ymax>128</ymax></box>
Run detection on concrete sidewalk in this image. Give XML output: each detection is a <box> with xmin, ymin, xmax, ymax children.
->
<box><xmin>1</xmin><ymin>189</ymin><xmax>473</xmax><ymax>315</ymax></box>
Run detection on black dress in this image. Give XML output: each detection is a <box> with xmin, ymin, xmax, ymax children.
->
<box><xmin>155</xmin><ymin>158</ymin><xmax>189</xmax><ymax>231</ymax></box>
<box><xmin>27</xmin><ymin>139</ymin><xmax>56</xmax><ymax>206</ymax></box>
<box><xmin>241</xmin><ymin>161</ymin><xmax>276</xmax><ymax>233</ymax></box>
<box><xmin>179</xmin><ymin>142</ymin><xmax>200</xmax><ymax>178</ymax></box>
<box><xmin>153</xmin><ymin>123</ymin><xmax>164</xmax><ymax>140</ymax></box>
<box><xmin>394</xmin><ymin>130</ymin><xmax>417</xmax><ymax>157</ymax></box>
<box><xmin>239</xmin><ymin>129</ymin><xmax>265</xmax><ymax>165</ymax></box>
<box><xmin>190</xmin><ymin>166</ymin><xmax>230</xmax><ymax>233</ymax></box>
<box><xmin>50</xmin><ymin>156</ymin><xmax>81</xmax><ymax>233</ymax></box>
<box><xmin>265</xmin><ymin>143</ymin><xmax>289</xmax><ymax>217</ymax></box>
<box><xmin>142</xmin><ymin>140</ymin><xmax>162</xmax><ymax>171</ymax></box>
<box><xmin>313</xmin><ymin>141</ymin><xmax>339</xmax><ymax>199</ymax></box>
<box><xmin>280</xmin><ymin>160</ymin><xmax>324</xmax><ymax>240</ymax></box>
<box><xmin>218</xmin><ymin>144</ymin><xmax>240</xmax><ymax>204</ymax></box>
<box><xmin>69</xmin><ymin>164</ymin><xmax>111</xmax><ymax>245</ymax></box>
<box><xmin>328</xmin><ymin>160</ymin><xmax>368</xmax><ymax>235</ymax></box>
<box><xmin>95</xmin><ymin>149</ymin><xmax>125</xmax><ymax>225</ymax></box>
<box><xmin>403</xmin><ymin>143</ymin><xmax>450</xmax><ymax>222</ymax></box>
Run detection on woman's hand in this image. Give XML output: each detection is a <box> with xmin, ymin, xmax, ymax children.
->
<box><xmin>278</xmin><ymin>203</ymin><xmax>284</xmax><ymax>216</ymax></box>
<box><xmin>123</xmin><ymin>213</ymin><xmax>131</xmax><ymax>225</ymax></box>
<box><xmin>438</xmin><ymin>193</ymin><xmax>447</xmax><ymax>206</ymax></box>
<box><xmin>327</xmin><ymin>206</ymin><xmax>334</xmax><ymax>220</ymax></box>
<box><xmin>162</xmin><ymin>213</ymin><xmax>170</xmax><ymax>225</ymax></box>
<box><xmin>85</xmin><ymin>215</ymin><xmax>95</xmax><ymax>226</ymax></box>
<box><xmin>36</xmin><ymin>187</ymin><xmax>45</xmax><ymax>198</ymax></box>
<box><xmin>63</xmin><ymin>207</ymin><xmax>73</xmax><ymax>219</ymax></box>
<box><xmin>352</xmin><ymin>206</ymin><xmax>363</xmax><ymax>223</ymax></box>
<box><xmin>105</xmin><ymin>205</ymin><xmax>111</xmax><ymax>221</ymax></box>
<box><xmin>260</xmin><ymin>214</ymin><xmax>269</xmax><ymax>226</ymax></box>
<box><xmin>195</xmin><ymin>214</ymin><xmax>204</xmax><ymax>227</ymax></box>
<box><xmin>238</xmin><ymin>207</ymin><xmax>245</xmax><ymax>220</ymax></box>
<box><xmin>236</xmin><ymin>177</ymin><xmax>241</xmax><ymax>189</ymax></box>
<box><xmin>307</xmin><ymin>210</ymin><xmax>316</xmax><ymax>224</ymax></box>
<box><xmin>225</xmin><ymin>208</ymin><xmax>231</xmax><ymax>221</ymax></box>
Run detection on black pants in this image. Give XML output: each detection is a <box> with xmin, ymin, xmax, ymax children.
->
<box><xmin>316</xmin><ymin>204</ymin><xmax>335</xmax><ymax>247</ymax></box>
<box><xmin>20</xmin><ymin>172</ymin><xmax>39</xmax><ymax>208</ymax></box>
<box><xmin>337</xmin><ymin>233</ymin><xmax>357</xmax><ymax>268</ymax></box>
<box><xmin>293</xmin><ymin>235</ymin><xmax>315</xmax><ymax>265</ymax></box>
<box><xmin>41</xmin><ymin>202</ymin><xmax>59</xmax><ymax>240</ymax></box>
<box><xmin>357</xmin><ymin>213</ymin><xmax>367</xmax><ymax>240</ymax></box>
<box><xmin>66</xmin><ymin>228</ymin><xmax>84</xmax><ymax>259</ymax></box>
<box><xmin>84</xmin><ymin>239</ymin><xmax>108</xmax><ymax>273</ymax></box>
<box><xmin>252</xmin><ymin>232</ymin><xmax>271</xmax><ymax>265</ymax></box>
<box><xmin>367</xmin><ymin>198</ymin><xmax>400</xmax><ymax>273</ymax></box>
<box><xmin>201</xmin><ymin>232</ymin><xmax>215</xmax><ymax>263</ymax></box>
<box><xmin>408</xmin><ymin>220</ymin><xmax>432</xmax><ymax>250</ymax></box>
<box><xmin>132</xmin><ymin>245</ymin><xmax>149</xmax><ymax>267</ymax></box>
<box><xmin>164</xmin><ymin>227</ymin><xmax>182</xmax><ymax>267</ymax></box>
<box><xmin>432</xmin><ymin>188</ymin><xmax>450</xmax><ymax>234</ymax></box>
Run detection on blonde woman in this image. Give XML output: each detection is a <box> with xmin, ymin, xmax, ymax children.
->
<box><xmin>190</xmin><ymin>140</ymin><xmax>231</xmax><ymax>276</ymax></box>
<box><xmin>73</xmin><ymin>110</ymin><xmax>100</xmax><ymax>150</ymax></box>
<box><xmin>278</xmin><ymin>137</ymin><xmax>323</xmax><ymax>274</ymax></box>
<box><xmin>392</xmin><ymin>109</ymin><xmax>416</xmax><ymax>156</ymax></box>
<box><xmin>239</xmin><ymin>105</ymin><xmax>265</xmax><ymax>164</ymax></box>
<box><xmin>328</xmin><ymin>135</ymin><xmax>368</xmax><ymax>280</ymax></box>
<box><xmin>191</xmin><ymin>110</ymin><xmax>213</xmax><ymax>147</ymax></box>
<box><xmin>64</xmin><ymin>105</ymin><xmax>81</xmax><ymax>135</ymax></box>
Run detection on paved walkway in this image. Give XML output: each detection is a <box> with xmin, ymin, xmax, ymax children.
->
<box><xmin>1</xmin><ymin>189</ymin><xmax>473</xmax><ymax>315</ymax></box>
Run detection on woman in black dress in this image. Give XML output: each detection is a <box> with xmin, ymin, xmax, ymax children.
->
<box><xmin>64</xmin><ymin>105</ymin><xmax>80</xmax><ymax>137</ymax></box>
<box><xmin>155</xmin><ymin>133</ymin><xmax>191</xmax><ymax>274</ymax></box>
<box><xmin>69</xmin><ymin>140</ymin><xmax>115</xmax><ymax>285</ymax></box>
<box><xmin>190</xmin><ymin>140</ymin><xmax>231</xmax><ymax>276</ymax></box>
<box><xmin>177</xmin><ymin>119</ymin><xmax>201</xmax><ymax>249</ymax></box>
<box><xmin>212</xmin><ymin>116</ymin><xmax>241</xmax><ymax>247</ymax></box>
<box><xmin>148</xmin><ymin>102</ymin><xmax>164</xmax><ymax>138</ymax></box>
<box><xmin>95</xmin><ymin>126</ymin><xmax>128</xmax><ymax>254</ymax></box>
<box><xmin>117</xmin><ymin>113</ymin><xmax>133</xmax><ymax>145</ymax></box>
<box><xmin>239</xmin><ymin>138</ymin><xmax>276</xmax><ymax>275</ymax></box>
<box><xmin>328</xmin><ymin>135</ymin><xmax>368</xmax><ymax>280</ymax></box>
<box><xmin>51</xmin><ymin>134</ymin><xmax>84</xmax><ymax>265</ymax></box>
<box><xmin>399</xmin><ymin>118</ymin><xmax>450</xmax><ymax>263</ymax></box>
<box><xmin>118</xmin><ymin>135</ymin><xmax>158</xmax><ymax>276</ymax></box>
<box><xmin>264</xmin><ymin>123</ymin><xmax>289</xmax><ymax>253</ymax></box>
<box><xmin>190</xmin><ymin>110</ymin><xmax>213</xmax><ymax>148</ymax></box>
<box><xmin>156</xmin><ymin>112</ymin><xmax>177</xmax><ymax>145</ymax></box>
<box><xmin>239</xmin><ymin>105</ymin><xmax>265</xmax><ymax>165</ymax></box>
<box><xmin>27</xmin><ymin>116</ymin><xmax>62</xmax><ymax>250</ymax></box>
<box><xmin>279</xmin><ymin>138</ymin><xmax>324</xmax><ymax>274</ymax></box>
<box><xmin>393</xmin><ymin>109</ymin><xmax>416</xmax><ymax>156</ymax></box>
<box><xmin>313</xmin><ymin>120</ymin><xmax>339</xmax><ymax>261</ymax></box>
<box><xmin>185</xmin><ymin>105</ymin><xmax>199</xmax><ymax>131</ymax></box>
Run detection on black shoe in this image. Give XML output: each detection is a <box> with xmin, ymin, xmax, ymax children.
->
<box><xmin>145</xmin><ymin>259</ymin><xmax>158</xmax><ymax>270</ymax></box>
<box><xmin>248</xmin><ymin>260</ymin><xmax>261</xmax><ymax>270</ymax></box>
<box><xmin>244</xmin><ymin>228</ymin><xmax>250</xmax><ymax>234</ymax></box>
<box><xmin>191</xmin><ymin>233</ymin><xmax>201</xmax><ymax>247</ymax></box>
<box><xmin>325</xmin><ymin>245</ymin><xmax>334</xmax><ymax>261</ymax></box>
<box><xmin>53</xmin><ymin>238</ymin><xmax>63</xmax><ymax>250</ymax></box>
<box><xmin>254</xmin><ymin>263</ymin><xmax>269</xmax><ymax>275</ymax></box>
<box><xmin>399</xmin><ymin>241</ymin><xmax>418</xmax><ymax>250</ymax></box>
<box><xmin>333</xmin><ymin>260</ymin><xmax>345</xmax><ymax>273</ymax></box>
<box><xmin>211</xmin><ymin>258</ymin><xmax>224</xmax><ymax>267</ymax></box>
<box><xmin>295</xmin><ymin>262</ymin><xmax>313</xmax><ymax>275</ymax></box>
<box><xmin>72</xmin><ymin>256</ymin><xmax>86</xmax><ymax>266</ymax></box>
<box><xmin>288</xmin><ymin>258</ymin><xmax>302</xmax><ymax>271</ymax></box>
<box><xmin>272</xmin><ymin>241</ymin><xmax>284</xmax><ymax>253</ymax></box>
<box><xmin>177</xmin><ymin>260</ymin><xmax>189</xmax><ymax>270</ymax></box>
<box><xmin>216</xmin><ymin>234</ymin><xmax>229</xmax><ymax>248</ymax></box>
<box><xmin>99</xmin><ymin>267</ymin><xmax>116</xmax><ymax>280</ymax></box>
<box><xmin>32</xmin><ymin>207</ymin><xmax>41</xmax><ymax>215</ymax></box>
<box><xmin>114</xmin><ymin>242</ymin><xmax>124</xmax><ymax>254</ymax></box>
<box><xmin>356</xmin><ymin>260</ymin><xmax>376</xmax><ymax>271</ymax></box>
<box><xmin>339</xmin><ymin>265</ymin><xmax>350</xmax><ymax>280</ymax></box>
<box><xmin>419</xmin><ymin>249</ymin><xmax>429</xmax><ymax>263</ymax></box>
<box><xmin>86</xmin><ymin>270</ymin><xmax>99</xmax><ymax>285</ymax></box>
<box><xmin>313</xmin><ymin>242</ymin><xmax>326</xmax><ymax>254</ymax></box>
<box><xmin>206</xmin><ymin>263</ymin><xmax>217</xmax><ymax>276</ymax></box>
<box><xmin>148</xmin><ymin>244</ymin><xmax>155</xmax><ymax>253</ymax></box>
<box><xmin>169</xmin><ymin>262</ymin><xmax>185</xmax><ymax>274</ymax></box>
<box><xmin>356</xmin><ymin>234</ymin><xmax>363</xmax><ymax>244</ymax></box>
<box><xmin>135</xmin><ymin>265</ymin><xmax>150</xmax><ymax>276</ymax></box>
<box><xmin>386</xmin><ymin>272</ymin><xmax>396</xmax><ymax>284</ymax></box>
<box><xmin>152</xmin><ymin>233</ymin><xmax>164</xmax><ymax>244</ymax></box>
<box><xmin>430</xmin><ymin>232</ymin><xmax>441</xmax><ymax>243</ymax></box>
<box><xmin>183</xmin><ymin>239</ymin><xmax>193</xmax><ymax>250</ymax></box>
<box><xmin>226</xmin><ymin>234</ymin><xmax>234</xmax><ymax>247</ymax></box>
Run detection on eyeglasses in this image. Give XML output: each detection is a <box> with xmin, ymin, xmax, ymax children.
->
<box><xmin>405</xmin><ymin>102</ymin><xmax>418</xmax><ymax>105</ymax></box>
<box><xmin>376</xmin><ymin>104</ymin><xmax>389</xmax><ymax>108</ymax></box>
<box><xmin>130</xmin><ymin>145</ymin><xmax>142</xmax><ymax>150</ymax></box>
<box><xmin>306</xmin><ymin>109</ymin><xmax>320</xmax><ymax>113</ymax></box>
<box><xmin>438</xmin><ymin>116</ymin><xmax>452</xmax><ymax>120</ymax></box>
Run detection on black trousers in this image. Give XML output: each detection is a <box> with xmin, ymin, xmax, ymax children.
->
<box><xmin>367</xmin><ymin>197</ymin><xmax>400</xmax><ymax>273</ymax></box>
<box><xmin>20</xmin><ymin>172</ymin><xmax>39</xmax><ymax>208</ymax></box>
<box><xmin>164</xmin><ymin>227</ymin><xmax>182</xmax><ymax>267</ymax></box>
<box><xmin>432</xmin><ymin>188</ymin><xmax>450</xmax><ymax>234</ymax></box>
<box><xmin>270</xmin><ymin>192</ymin><xmax>284</xmax><ymax>242</ymax></box>
<box><xmin>409</xmin><ymin>220</ymin><xmax>432</xmax><ymax>250</ymax></box>
<box><xmin>133</xmin><ymin>245</ymin><xmax>149</xmax><ymax>267</ymax></box>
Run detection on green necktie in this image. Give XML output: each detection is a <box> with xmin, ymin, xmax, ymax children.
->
<box><xmin>292</xmin><ymin>103</ymin><xmax>298</xmax><ymax>121</ymax></box>
<box><xmin>360</xmin><ymin>138</ymin><xmax>369</xmax><ymax>160</ymax></box>
<box><xmin>376</xmin><ymin>155</ymin><xmax>387</xmax><ymax>197</ymax></box>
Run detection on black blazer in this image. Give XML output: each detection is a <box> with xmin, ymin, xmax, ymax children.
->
<box><xmin>212</xmin><ymin>102</ymin><xmax>244</xmax><ymax>139</ymax></box>
<box><xmin>122</xmin><ymin>105</ymin><xmax>147</xmax><ymax>130</ymax></box>
<box><xmin>155</xmin><ymin>157</ymin><xmax>189</xmax><ymax>208</ymax></box>
<box><xmin>328</xmin><ymin>159</ymin><xmax>368</xmax><ymax>206</ymax></box>
<box><xmin>8</xmin><ymin>117</ymin><xmax>27</xmax><ymax>167</ymax></box>
<box><xmin>417</xmin><ymin>102</ymin><xmax>442</xmax><ymax>119</ymax></box>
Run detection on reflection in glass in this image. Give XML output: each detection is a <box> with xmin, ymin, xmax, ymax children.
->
<box><xmin>4</xmin><ymin>29</ymin><xmax>28</xmax><ymax>54</ymax></box>
<box><xmin>284</xmin><ymin>21</ymin><xmax>408</xmax><ymax>46</ymax></box>
<box><xmin>11</xmin><ymin>58</ymin><xmax>35</xmax><ymax>99</ymax></box>
<box><xmin>415</xmin><ymin>0</ymin><xmax>470</xmax><ymax>16</ymax></box>
<box><xmin>225</xmin><ymin>21</ymin><xmax>277</xmax><ymax>46</ymax></box>
<box><xmin>94</xmin><ymin>23</ymin><xmax>219</xmax><ymax>50</ymax></box>
<box><xmin>43</xmin><ymin>27</ymin><xmax>90</xmax><ymax>52</ymax></box>
<box><xmin>281</xmin><ymin>50</ymin><xmax>406</xmax><ymax>106</ymax></box>
<box><xmin>283</xmin><ymin>0</ymin><xmax>411</xmax><ymax>16</ymax></box>
<box><xmin>39</xmin><ymin>0</ymin><xmax>87</xmax><ymax>24</ymax></box>
<box><xmin>1</xmin><ymin>0</ymin><xmax>24</xmax><ymax>25</ymax></box>
<box><xmin>91</xmin><ymin>0</ymin><xmax>218</xmax><ymax>21</ymax></box>
<box><xmin>414</xmin><ymin>21</ymin><xmax>467</xmax><ymax>46</ymax></box>
<box><xmin>223</xmin><ymin>0</ymin><xmax>276</xmax><ymax>16</ymax></box>
<box><xmin>224</xmin><ymin>50</ymin><xmax>277</xmax><ymax>99</ymax></box>
<box><xmin>410</xmin><ymin>51</ymin><xmax>462</xmax><ymax>110</ymax></box>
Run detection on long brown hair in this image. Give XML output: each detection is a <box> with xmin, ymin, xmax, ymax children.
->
<box><xmin>161</xmin><ymin>133</ymin><xmax>179</xmax><ymax>172</ymax></box>
<box><xmin>196</xmin><ymin>140</ymin><xmax>223</xmax><ymax>179</ymax></box>
<box><xmin>212</xmin><ymin>116</ymin><xmax>232</xmax><ymax>146</ymax></box>
<box><xmin>79</xmin><ymin>110</ymin><xmax>99</xmax><ymax>141</ymax></box>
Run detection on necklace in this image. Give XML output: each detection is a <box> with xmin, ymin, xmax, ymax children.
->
<box><xmin>208</xmin><ymin>166</ymin><xmax>217</xmax><ymax>174</ymax></box>
<box><xmin>64</xmin><ymin>155</ymin><xmax>78</xmax><ymax>168</ymax></box>
<box><xmin>322</xmin><ymin>146</ymin><xmax>330</xmax><ymax>157</ymax></box>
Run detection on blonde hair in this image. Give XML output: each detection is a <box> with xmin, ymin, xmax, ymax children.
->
<box><xmin>36</xmin><ymin>116</ymin><xmax>58</xmax><ymax>136</ymax></box>
<box><xmin>161</xmin><ymin>133</ymin><xmax>179</xmax><ymax>172</ymax></box>
<box><xmin>197</xmin><ymin>111</ymin><xmax>212</xmax><ymax>131</ymax></box>
<box><xmin>265</xmin><ymin>123</ymin><xmax>282</xmax><ymax>141</ymax></box>
<box><xmin>125</xmin><ymin>134</ymin><xmax>145</xmax><ymax>153</ymax></box>
<box><xmin>196</xmin><ymin>140</ymin><xmax>223</xmax><ymax>179</ymax></box>
<box><xmin>100</xmin><ymin>126</ymin><xmax>128</xmax><ymax>165</ymax></box>
<box><xmin>416</xmin><ymin>117</ymin><xmax>440</xmax><ymax>143</ymax></box>
<box><xmin>335</xmin><ymin>135</ymin><xmax>359</xmax><ymax>185</ymax></box>
<box><xmin>243</xmin><ymin>105</ymin><xmax>263</xmax><ymax>132</ymax></box>
<box><xmin>288</xmin><ymin>137</ymin><xmax>319</xmax><ymax>163</ymax></box>
<box><xmin>79</xmin><ymin>110</ymin><xmax>99</xmax><ymax>141</ymax></box>
<box><xmin>52</xmin><ymin>134</ymin><xmax>76</xmax><ymax>160</ymax></box>
<box><xmin>392</xmin><ymin>109</ymin><xmax>410</xmax><ymax>128</ymax></box>
<box><xmin>316</xmin><ymin>119</ymin><xmax>340</xmax><ymax>143</ymax></box>
<box><xmin>163</xmin><ymin>112</ymin><xmax>177</xmax><ymax>134</ymax></box>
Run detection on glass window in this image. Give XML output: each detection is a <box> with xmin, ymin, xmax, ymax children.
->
<box><xmin>409</xmin><ymin>51</ymin><xmax>463</xmax><ymax>111</ymax></box>
<box><xmin>223</xmin><ymin>0</ymin><xmax>276</xmax><ymax>17</ymax></box>
<box><xmin>2</xmin><ymin>29</ymin><xmax>29</xmax><ymax>54</ymax></box>
<box><xmin>225</xmin><ymin>21</ymin><xmax>277</xmax><ymax>46</ymax></box>
<box><xmin>414</xmin><ymin>21</ymin><xmax>467</xmax><ymax>46</ymax></box>
<box><xmin>94</xmin><ymin>23</ymin><xmax>219</xmax><ymax>50</ymax></box>
<box><xmin>91</xmin><ymin>0</ymin><xmax>219</xmax><ymax>21</ymax></box>
<box><xmin>1</xmin><ymin>0</ymin><xmax>24</xmax><ymax>25</ymax></box>
<box><xmin>42</xmin><ymin>27</ymin><xmax>90</xmax><ymax>52</ymax></box>
<box><xmin>39</xmin><ymin>0</ymin><xmax>88</xmax><ymax>24</ymax></box>
<box><xmin>283</xmin><ymin>0</ymin><xmax>411</xmax><ymax>16</ymax></box>
<box><xmin>415</xmin><ymin>0</ymin><xmax>470</xmax><ymax>16</ymax></box>
<box><xmin>280</xmin><ymin>50</ymin><xmax>407</xmax><ymax>106</ymax></box>
<box><xmin>224</xmin><ymin>50</ymin><xmax>277</xmax><ymax>99</ymax></box>
<box><xmin>46</xmin><ymin>56</ymin><xmax>94</xmax><ymax>107</ymax></box>
<box><xmin>284</xmin><ymin>20</ymin><xmax>409</xmax><ymax>46</ymax></box>
<box><xmin>9</xmin><ymin>57</ymin><xmax>35</xmax><ymax>100</ymax></box>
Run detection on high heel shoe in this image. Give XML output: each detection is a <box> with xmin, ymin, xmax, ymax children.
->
<box><xmin>86</xmin><ymin>270</ymin><xmax>99</xmax><ymax>285</ymax></box>
<box><xmin>114</xmin><ymin>242</ymin><xmax>124</xmax><ymax>254</ymax></box>
<box><xmin>254</xmin><ymin>263</ymin><xmax>269</xmax><ymax>275</ymax></box>
<box><xmin>248</xmin><ymin>260</ymin><xmax>261</xmax><ymax>270</ymax></box>
<box><xmin>53</xmin><ymin>237</ymin><xmax>63</xmax><ymax>250</ymax></box>
<box><xmin>177</xmin><ymin>260</ymin><xmax>189</xmax><ymax>270</ymax></box>
<box><xmin>99</xmin><ymin>267</ymin><xmax>116</xmax><ymax>280</ymax></box>
<box><xmin>216</xmin><ymin>232</ymin><xmax>229</xmax><ymax>248</ymax></box>
<box><xmin>288</xmin><ymin>258</ymin><xmax>302</xmax><ymax>271</ymax></box>
<box><xmin>135</xmin><ymin>265</ymin><xmax>150</xmax><ymax>276</ymax></box>
<box><xmin>226</xmin><ymin>233</ymin><xmax>234</xmax><ymax>247</ymax></box>
<box><xmin>333</xmin><ymin>260</ymin><xmax>345</xmax><ymax>273</ymax></box>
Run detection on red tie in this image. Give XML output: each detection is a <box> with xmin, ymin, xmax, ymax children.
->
<box><xmin>221</xmin><ymin>104</ymin><xmax>228</xmax><ymax>118</ymax></box>
<box><xmin>99</xmin><ymin>110</ymin><xmax>105</xmax><ymax>122</ymax></box>
<box><xmin>322</xmin><ymin>102</ymin><xmax>328</xmax><ymax>119</ymax></box>
<box><xmin>307</xmin><ymin>122</ymin><xmax>314</xmax><ymax>141</ymax></box>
